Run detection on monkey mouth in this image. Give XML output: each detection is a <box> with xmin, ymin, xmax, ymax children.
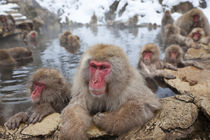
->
<box><xmin>89</xmin><ymin>87</ymin><xmax>105</xmax><ymax>96</ymax></box>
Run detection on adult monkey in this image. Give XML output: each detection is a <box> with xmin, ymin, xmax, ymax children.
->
<box><xmin>175</xmin><ymin>8</ymin><xmax>210</xmax><ymax>36</ymax></box>
<box><xmin>60</xmin><ymin>44</ymin><xmax>161</xmax><ymax>140</ymax></box>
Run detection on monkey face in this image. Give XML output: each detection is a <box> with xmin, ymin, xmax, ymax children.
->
<box><xmin>193</xmin><ymin>15</ymin><xmax>200</xmax><ymax>22</ymax></box>
<box><xmin>143</xmin><ymin>51</ymin><xmax>153</xmax><ymax>63</ymax></box>
<box><xmin>192</xmin><ymin>32</ymin><xmax>201</xmax><ymax>41</ymax></box>
<box><xmin>170</xmin><ymin>51</ymin><xmax>177</xmax><ymax>60</ymax></box>
<box><xmin>31</xmin><ymin>81</ymin><xmax>46</xmax><ymax>103</ymax></box>
<box><xmin>89</xmin><ymin>60</ymin><xmax>111</xmax><ymax>97</ymax></box>
<box><xmin>165</xmin><ymin>10</ymin><xmax>170</xmax><ymax>16</ymax></box>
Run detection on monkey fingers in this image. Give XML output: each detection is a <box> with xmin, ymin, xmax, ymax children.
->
<box><xmin>6</xmin><ymin>112</ymin><xmax>28</xmax><ymax>130</ymax></box>
<box><xmin>164</xmin><ymin>74</ymin><xmax>176</xmax><ymax>79</ymax></box>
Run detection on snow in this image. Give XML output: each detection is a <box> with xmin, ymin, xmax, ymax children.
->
<box><xmin>1</xmin><ymin>0</ymin><xmax>210</xmax><ymax>25</ymax></box>
<box><xmin>0</xmin><ymin>3</ymin><xmax>19</xmax><ymax>15</ymax></box>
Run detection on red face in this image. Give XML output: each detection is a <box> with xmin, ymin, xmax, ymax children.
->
<box><xmin>143</xmin><ymin>51</ymin><xmax>153</xmax><ymax>61</ymax></box>
<box><xmin>170</xmin><ymin>51</ymin><xmax>177</xmax><ymax>59</ymax></box>
<box><xmin>31</xmin><ymin>32</ymin><xmax>36</xmax><ymax>38</ymax></box>
<box><xmin>193</xmin><ymin>15</ymin><xmax>199</xmax><ymax>22</ymax></box>
<box><xmin>31</xmin><ymin>81</ymin><xmax>46</xmax><ymax>102</ymax></box>
<box><xmin>89</xmin><ymin>60</ymin><xmax>111</xmax><ymax>96</ymax></box>
<box><xmin>1</xmin><ymin>17</ymin><xmax>5</xmax><ymax>22</ymax></box>
<box><xmin>165</xmin><ymin>11</ymin><xmax>169</xmax><ymax>16</ymax></box>
<box><xmin>192</xmin><ymin>32</ymin><xmax>200</xmax><ymax>41</ymax></box>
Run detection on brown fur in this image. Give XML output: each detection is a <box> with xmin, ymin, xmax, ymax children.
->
<box><xmin>137</xmin><ymin>44</ymin><xmax>177</xmax><ymax>92</ymax></box>
<box><xmin>59</xmin><ymin>31</ymin><xmax>80</xmax><ymax>54</ymax></box>
<box><xmin>7</xmin><ymin>47</ymin><xmax>33</xmax><ymax>63</ymax></box>
<box><xmin>5</xmin><ymin>68</ymin><xmax>71</xmax><ymax>130</ymax></box>
<box><xmin>188</xmin><ymin>27</ymin><xmax>210</xmax><ymax>46</ymax></box>
<box><xmin>6</xmin><ymin>15</ymin><xmax>15</xmax><ymax>32</ymax></box>
<box><xmin>33</xmin><ymin>17</ymin><xmax>44</xmax><ymax>33</ymax></box>
<box><xmin>163</xmin><ymin>24</ymin><xmax>197</xmax><ymax>52</ymax></box>
<box><xmin>60</xmin><ymin>44</ymin><xmax>161</xmax><ymax>140</ymax></box>
<box><xmin>164</xmin><ymin>44</ymin><xmax>203</xmax><ymax>69</ymax></box>
<box><xmin>0</xmin><ymin>49</ymin><xmax>16</xmax><ymax>67</ymax></box>
<box><xmin>174</xmin><ymin>8</ymin><xmax>210</xmax><ymax>36</ymax></box>
<box><xmin>161</xmin><ymin>10</ymin><xmax>174</xmax><ymax>33</ymax></box>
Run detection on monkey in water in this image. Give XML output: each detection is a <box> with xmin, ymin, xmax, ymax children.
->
<box><xmin>60</xmin><ymin>44</ymin><xmax>161</xmax><ymax>140</ymax></box>
<box><xmin>6</xmin><ymin>68</ymin><xmax>71</xmax><ymax>130</ymax></box>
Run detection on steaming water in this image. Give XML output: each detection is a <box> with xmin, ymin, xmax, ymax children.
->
<box><xmin>0</xmin><ymin>26</ymin><xmax>175</xmax><ymax>124</ymax></box>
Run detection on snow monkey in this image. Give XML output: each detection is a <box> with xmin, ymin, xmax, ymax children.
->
<box><xmin>188</xmin><ymin>27</ymin><xmax>210</xmax><ymax>46</ymax></box>
<box><xmin>174</xmin><ymin>8</ymin><xmax>210</xmax><ymax>36</ymax></box>
<box><xmin>164</xmin><ymin>44</ymin><xmax>203</xmax><ymax>69</ymax></box>
<box><xmin>6</xmin><ymin>68</ymin><xmax>71</xmax><ymax>130</ymax></box>
<box><xmin>0</xmin><ymin>49</ymin><xmax>16</xmax><ymax>68</ymax></box>
<box><xmin>23</xmin><ymin>30</ymin><xmax>38</xmax><ymax>46</ymax></box>
<box><xmin>59</xmin><ymin>31</ymin><xmax>80</xmax><ymax>54</ymax></box>
<box><xmin>163</xmin><ymin>24</ymin><xmax>198</xmax><ymax>52</ymax></box>
<box><xmin>137</xmin><ymin>43</ymin><xmax>177</xmax><ymax>92</ymax></box>
<box><xmin>60</xmin><ymin>44</ymin><xmax>161</xmax><ymax>140</ymax></box>
<box><xmin>161</xmin><ymin>10</ymin><xmax>174</xmax><ymax>33</ymax></box>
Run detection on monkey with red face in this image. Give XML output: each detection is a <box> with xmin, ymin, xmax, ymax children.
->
<box><xmin>23</xmin><ymin>30</ymin><xmax>38</xmax><ymax>47</ymax></box>
<box><xmin>60</xmin><ymin>44</ymin><xmax>161</xmax><ymax>140</ymax></box>
<box><xmin>6</xmin><ymin>68</ymin><xmax>71</xmax><ymax>130</ymax></box>
<box><xmin>188</xmin><ymin>27</ymin><xmax>210</xmax><ymax>46</ymax></box>
<box><xmin>161</xmin><ymin>10</ymin><xmax>174</xmax><ymax>33</ymax></box>
<box><xmin>164</xmin><ymin>44</ymin><xmax>203</xmax><ymax>69</ymax></box>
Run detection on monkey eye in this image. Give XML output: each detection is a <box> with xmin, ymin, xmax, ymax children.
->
<box><xmin>99</xmin><ymin>65</ymin><xmax>107</xmax><ymax>70</ymax></box>
<box><xmin>90</xmin><ymin>64</ymin><xmax>97</xmax><ymax>69</ymax></box>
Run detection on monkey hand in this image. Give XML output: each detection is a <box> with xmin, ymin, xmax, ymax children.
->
<box><xmin>5</xmin><ymin>112</ymin><xmax>28</xmax><ymax>130</ymax></box>
<box><xmin>28</xmin><ymin>104</ymin><xmax>55</xmax><ymax>124</ymax></box>
<box><xmin>93</xmin><ymin>112</ymin><xmax>115</xmax><ymax>133</ymax></box>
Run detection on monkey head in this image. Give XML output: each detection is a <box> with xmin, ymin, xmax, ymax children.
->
<box><xmin>77</xmin><ymin>44</ymin><xmax>130</xmax><ymax>98</ymax></box>
<box><xmin>189</xmin><ymin>27</ymin><xmax>205</xmax><ymax>41</ymax></box>
<box><xmin>140</xmin><ymin>43</ymin><xmax>160</xmax><ymax>64</ymax></box>
<box><xmin>64</xmin><ymin>31</ymin><xmax>72</xmax><ymax>37</ymax></box>
<box><xmin>29</xmin><ymin>68</ymin><xmax>68</xmax><ymax>103</ymax></box>
<box><xmin>165</xmin><ymin>44</ymin><xmax>183</xmax><ymax>61</ymax></box>
<box><xmin>165</xmin><ymin>10</ymin><xmax>170</xmax><ymax>16</ymax></box>
<box><xmin>190</xmin><ymin>8</ymin><xmax>204</xmax><ymax>27</ymax></box>
<box><xmin>0</xmin><ymin>16</ymin><xmax>6</xmax><ymax>23</ymax></box>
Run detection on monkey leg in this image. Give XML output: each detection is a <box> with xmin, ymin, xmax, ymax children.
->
<box><xmin>93</xmin><ymin>98</ymin><xmax>161</xmax><ymax>135</ymax></box>
<box><xmin>60</xmin><ymin>104</ymin><xmax>91</xmax><ymax>140</ymax></box>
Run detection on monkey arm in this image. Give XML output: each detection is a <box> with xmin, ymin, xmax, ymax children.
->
<box><xmin>60</xmin><ymin>103</ymin><xmax>91</xmax><ymax>140</ymax></box>
<box><xmin>153</xmin><ymin>70</ymin><xmax>176</xmax><ymax>79</ymax></box>
<box><xmin>181</xmin><ymin>60</ymin><xmax>203</xmax><ymax>70</ymax></box>
<box><xmin>163</xmin><ymin>63</ymin><xmax>177</xmax><ymax>71</ymax></box>
<box><xmin>93</xmin><ymin>98</ymin><xmax>161</xmax><ymax>135</ymax></box>
<box><xmin>28</xmin><ymin>103</ymin><xmax>55</xmax><ymax>124</ymax></box>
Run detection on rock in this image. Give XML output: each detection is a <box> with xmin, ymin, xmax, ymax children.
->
<box><xmin>87</xmin><ymin>124</ymin><xmax>107</xmax><ymax>138</ymax></box>
<box><xmin>118</xmin><ymin>96</ymin><xmax>198</xmax><ymax>140</ymax></box>
<box><xmin>21</xmin><ymin>113</ymin><xmax>60</xmax><ymax>136</ymax></box>
<box><xmin>165</xmin><ymin>67</ymin><xmax>210</xmax><ymax>121</ymax></box>
<box><xmin>185</xmin><ymin>45</ymin><xmax>210</xmax><ymax>60</ymax></box>
<box><xmin>165</xmin><ymin>67</ymin><xmax>210</xmax><ymax>96</ymax></box>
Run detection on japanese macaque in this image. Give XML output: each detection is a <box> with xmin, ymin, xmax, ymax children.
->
<box><xmin>6</xmin><ymin>15</ymin><xmax>15</xmax><ymax>32</ymax></box>
<box><xmin>163</xmin><ymin>24</ymin><xmax>198</xmax><ymax>52</ymax></box>
<box><xmin>164</xmin><ymin>44</ymin><xmax>203</xmax><ymax>69</ymax></box>
<box><xmin>6</xmin><ymin>68</ymin><xmax>71</xmax><ymax>130</ymax></box>
<box><xmin>33</xmin><ymin>17</ymin><xmax>44</xmax><ymax>33</ymax></box>
<box><xmin>0</xmin><ymin>15</ymin><xmax>7</xmax><ymax>33</ymax></box>
<box><xmin>23</xmin><ymin>30</ymin><xmax>38</xmax><ymax>47</ymax></box>
<box><xmin>90</xmin><ymin>13</ymin><xmax>97</xmax><ymax>25</ymax></box>
<box><xmin>60</xmin><ymin>44</ymin><xmax>161</xmax><ymax>140</ymax></box>
<box><xmin>161</xmin><ymin>10</ymin><xmax>174</xmax><ymax>33</ymax></box>
<box><xmin>137</xmin><ymin>44</ymin><xmax>177</xmax><ymax>91</ymax></box>
<box><xmin>0</xmin><ymin>49</ymin><xmax>16</xmax><ymax>68</ymax></box>
<box><xmin>7</xmin><ymin>47</ymin><xmax>33</xmax><ymax>64</ymax></box>
<box><xmin>127</xmin><ymin>14</ymin><xmax>138</xmax><ymax>27</ymax></box>
<box><xmin>59</xmin><ymin>31</ymin><xmax>80</xmax><ymax>54</ymax></box>
<box><xmin>188</xmin><ymin>27</ymin><xmax>210</xmax><ymax>46</ymax></box>
<box><xmin>174</xmin><ymin>8</ymin><xmax>210</xmax><ymax>36</ymax></box>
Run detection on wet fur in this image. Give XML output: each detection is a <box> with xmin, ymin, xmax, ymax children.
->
<box><xmin>6</xmin><ymin>68</ymin><xmax>71</xmax><ymax>130</ymax></box>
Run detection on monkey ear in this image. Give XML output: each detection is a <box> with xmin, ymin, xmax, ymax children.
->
<box><xmin>76</xmin><ymin>36</ymin><xmax>80</xmax><ymax>40</ymax></box>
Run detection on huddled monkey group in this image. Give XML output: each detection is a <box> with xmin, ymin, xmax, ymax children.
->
<box><xmin>0</xmin><ymin>7</ymin><xmax>209</xmax><ymax>140</ymax></box>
